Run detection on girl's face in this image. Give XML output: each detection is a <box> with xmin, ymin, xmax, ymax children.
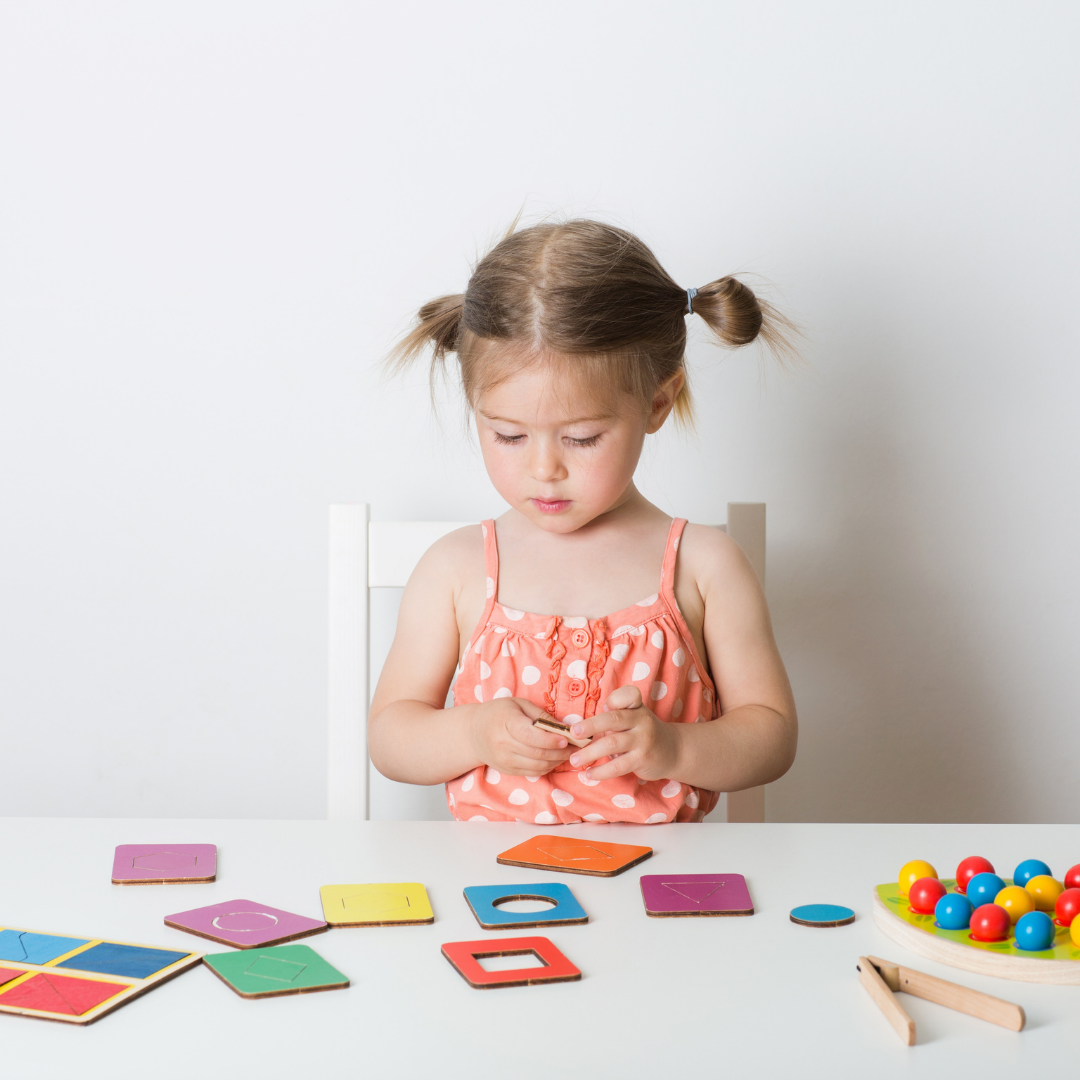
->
<box><xmin>474</xmin><ymin>360</ymin><xmax>681</xmax><ymax>534</ymax></box>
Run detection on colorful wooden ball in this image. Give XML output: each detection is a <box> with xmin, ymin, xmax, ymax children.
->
<box><xmin>1014</xmin><ymin>910</ymin><xmax>1055</xmax><ymax>952</ymax></box>
<box><xmin>1025</xmin><ymin>875</ymin><xmax>1064</xmax><ymax>912</ymax></box>
<box><xmin>1065</xmin><ymin>865</ymin><xmax>1080</xmax><ymax>891</ymax></box>
<box><xmin>970</xmin><ymin>903</ymin><xmax>1011</xmax><ymax>942</ymax></box>
<box><xmin>908</xmin><ymin>877</ymin><xmax>948</xmax><ymax>914</ymax></box>
<box><xmin>994</xmin><ymin>885</ymin><xmax>1035</xmax><ymax>923</ymax></box>
<box><xmin>966</xmin><ymin>872</ymin><xmax>1007</xmax><ymax>906</ymax></box>
<box><xmin>1054</xmin><ymin>888</ymin><xmax>1080</xmax><ymax>928</ymax></box>
<box><xmin>934</xmin><ymin>892</ymin><xmax>974</xmax><ymax>930</ymax></box>
<box><xmin>1073</xmin><ymin>914</ymin><xmax>1080</xmax><ymax>948</ymax></box>
<box><xmin>898</xmin><ymin>860</ymin><xmax>938</xmax><ymax>896</ymax></box>
<box><xmin>1012</xmin><ymin>859</ymin><xmax>1052</xmax><ymax>889</ymax></box>
<box><xmin>955</xmin><ymin>856</ymin><xmax>994</xmax><ymax>894</ymax></box>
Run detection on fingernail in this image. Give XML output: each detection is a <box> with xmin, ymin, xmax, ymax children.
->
<box><xmin>571</xmin><ymin>724</ymin><xmax>584</xmax><ymax>736</ymax></box>
<box><xmin>569</xmin><ymin>753</ymin><xmax>579</xmax><ymax>766</ymax></box>
<box><xmin>558</xmin><ymin>739</ymin><xmax>567</xmax><ymax>748</ymax></box>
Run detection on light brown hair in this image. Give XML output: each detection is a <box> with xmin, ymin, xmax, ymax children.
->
<box><xmin>389</xmin><ymin>219</ymin><xmax>795</xmax><ymax>425</ymax></box>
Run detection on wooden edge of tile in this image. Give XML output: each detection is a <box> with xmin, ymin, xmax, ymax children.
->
<box><xmin>645</xmin><ymin>908</ymin><xmax>755</xmax><ymax>918</ymax></box>
<box><xmin>163</xmin><ymin>921</ymin><xmax>327</xmax><ymax>949</ymax></box>
<box><xmin>325</xmin><ymin>915</ymin><xmax>435</xmax><ymax>927</ymax></box>
<box><xmin>113</xmin><ymin>875</ymin><xmax>216</xmax><ymax>885</ymax></box>
<box><xmin>789</xmin><ymin>912</ymin><xmax>855</xmax><ymax>927</ymax></box>
<box><xmin>202</xmin><ymin>959</ymin><xmax>349</xmax><ymax>999</ymax></box>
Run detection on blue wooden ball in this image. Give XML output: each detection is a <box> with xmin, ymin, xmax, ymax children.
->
<box><xmin>967</xmin><ymin>872</ymin><xmax>1006</xmax><ymax>906</ymax></box>
<box><xmin>1014</xmin><ymin>910</ymin><xmax>1056</xmax><ymax>951</ymax></box>
<box><xmin>1012</xmin><ymin>859</ymin><xmax>1052</xmax><ymax>889</ymax></box>
<box><xmin>934</xmin><ymin>892</ymin><xmax>974</xmax><ymax>930</ymax></box>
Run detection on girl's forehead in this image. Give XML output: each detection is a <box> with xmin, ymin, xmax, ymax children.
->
<box><xmin>473</xmin><ymin>357</ymin><xmax>637</xmax><ymax>424</ymax></box>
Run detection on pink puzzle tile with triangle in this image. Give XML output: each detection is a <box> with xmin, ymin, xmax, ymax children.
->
<box><xmin>639</xmin><ymin>874</ymin><xmax>754</xmax><ymax>917</ymax></box>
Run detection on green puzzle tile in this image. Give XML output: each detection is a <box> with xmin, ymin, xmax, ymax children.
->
<box><xmin>203</xmin><ymin>944</ymin><xmax>349</xmax><ymax>999</ymax></box>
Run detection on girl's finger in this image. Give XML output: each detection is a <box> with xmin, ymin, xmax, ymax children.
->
<box><xmin>578</xmin><ymin>754</ymin><xmax>638</xmax><ymax>782</ymax></box>
<box><xmin>604</xmin><ymin>684</ymin><xmax>643</xmax><ymax>712</ymax></box>
<box><xmin>569</xmin><ymin>731</ymin><xmax>627</xmax><ymax>769</ymax></box>
<box><xmin>569</xmin><ymin>711</ymin><xmax>635</xmax><ymax>740</ymax></box>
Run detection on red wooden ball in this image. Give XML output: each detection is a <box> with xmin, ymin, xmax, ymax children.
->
<box><xmin>909</xmin><ymin>877</ymin><xmax>948</xmax><ymax>914</ymax></box>
<box><xmin>970</xmin><ymin>903</ymin><xmax>1011</xmax><ymax>942</ymax></box>
<box><xmin>955</xmin><ymin>856</ymin><xmax>995</xmax><ymax>894</ymax></box>
<box><xmin>1055</xmin><ymin>888</ymin><xmax>1080</xmax><ymax>927</ymax></box>
<box><xmin>1065</xmin><ymin>865</ymin><xmax>1080</xmax><ymax>891</ymax></box>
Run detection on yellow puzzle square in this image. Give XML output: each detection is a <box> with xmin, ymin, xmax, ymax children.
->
<box><xmin>319</xmin><ymin>883</ymin><xmax>434</xmax><ymax>927</ymax></box>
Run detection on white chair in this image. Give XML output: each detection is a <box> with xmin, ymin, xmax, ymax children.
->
<box><xmin>328</xmin><ymin>503</ymin><xmax>767</xmax><ymax>823</ymax></box>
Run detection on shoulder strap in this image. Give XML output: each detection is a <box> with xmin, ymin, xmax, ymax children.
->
<box><xmin>659</xmin><ymin>517</ymin><xmax>687</xmax><ymax>599</ymax></box>
<box><xmin>481</xmin><ymin>519</ymin><xmax>500</xmax><ymax>612</ymax></box>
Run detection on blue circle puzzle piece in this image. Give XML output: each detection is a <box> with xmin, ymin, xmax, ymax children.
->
<box><xmin>789</xmin><ymin>904</ymin><xmax>855</xmax><ymax>927</ymax></box>
<box><xmin>463</xmin><ymin>883</ymin><xmax>588</xmax><ymax>930</ymax></box>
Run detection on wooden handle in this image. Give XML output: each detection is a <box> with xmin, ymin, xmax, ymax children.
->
<box><xmin>866</xmin><ymin>956</ymin><xmax>1025</xmax><ymax>1032</ymax></box>
<box><xmin>858</xmin><ymin>957</ymin><xmax>915</xmax><ymax>1045</ymax></box>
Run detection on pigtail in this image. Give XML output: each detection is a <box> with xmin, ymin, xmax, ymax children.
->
<box><xmin>691</xmin><ymin>276</ymin><xmax>800</xmax><ymax>366</ymax></box>
<box><xmin>385</xmin><ymin>293</ymin><xmax>465</xmax><ymax>387</ymax></box>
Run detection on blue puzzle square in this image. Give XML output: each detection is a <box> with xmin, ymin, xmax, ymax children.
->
<box><xmin>57</xmin><ymin>942</ymin><xmax>191</xmax><ymax>979</ymax></box>
<box><xmin>463</xmin><ymin>882</ymin><xmax>588</xmax><ymax>930</ymax></box>
<box><xmin>0</xmin><ymin>930</ymin><xmax>89</xmax><ymax>965</ymax></box>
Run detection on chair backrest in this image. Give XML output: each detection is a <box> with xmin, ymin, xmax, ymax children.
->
<box><xmin>328</xmin><ymin>503</ymin><xmax>766</xmax><ymax>822</ymax></box>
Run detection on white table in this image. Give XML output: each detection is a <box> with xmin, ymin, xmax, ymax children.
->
<box><xmin>2</xmin><ymin>819</ymin><xmax>1078</xmax><ymax>1077</ymax></box>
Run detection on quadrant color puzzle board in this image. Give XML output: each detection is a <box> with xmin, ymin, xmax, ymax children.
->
<box><xmin>204</xmin><ymin>944</ymin><xmax>349</xmax><ymax>999</ymax></box>
<box><xmin>112</xmin><ymin>844</ymin><xmax>217</xmax><ymax>884</ymax></box>
<box><xmin>0</xmin><ymin>926</ymin><xmax>201</xmax><ymax>1024</ymax></box>
<box><xmin>873</xmin><ymin>881</ymin><xmax>1080</xmax><ymax>984</ymax></box>
<box><xmin>496</xmin><ymin>835</ymin><xmax>652</xmax><ymax>877</ymax></box>
<box><xmin>319</xmin><ymin>883</ymin><xmax>434</xmax><ymax>927</ymax></box>
<box><xmin>639</xmin><ymin>874</ymin><xmax>755</xmax><ymax>917</ymax></box>
<box><xmin>165</xmin><ymin>899</ymin><xmax>327</xmax><ymax>949</ymax></box>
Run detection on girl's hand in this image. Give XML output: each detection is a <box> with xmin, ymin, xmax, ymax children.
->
<box><xmin>566</xmin><ymin>685</ymin><xmax>682</xmax><ymax>782</ymax></box>
<box><xmin>468</xmin><ymin>697</ymin><xmax>573</xmax><ymax>778</ymax></box>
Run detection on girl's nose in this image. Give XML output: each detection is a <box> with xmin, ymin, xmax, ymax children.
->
<box><xmin>529</xmin><ymin>441</ymin><xmax>568</xmax><ymax>483</ymax></box>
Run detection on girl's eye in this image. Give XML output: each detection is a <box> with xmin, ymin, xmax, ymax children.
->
<box><xmin>493</xmin><ymin>432</ymin><xmax>525</xmax><ymax>445</ymax></box>
<box><xmin>567</xmin><ymin>434</ymin><xmax>602</xmax><ymax>447</ymax></box>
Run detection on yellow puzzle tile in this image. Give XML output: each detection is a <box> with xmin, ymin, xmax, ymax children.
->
<box><xmin>319</xmin><ymin>883</ymin><xmax>434</xmax><ymax>927</ymax></box>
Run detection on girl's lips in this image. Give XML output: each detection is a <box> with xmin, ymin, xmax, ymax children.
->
<box><xmin>531</xmin><ymin>498</ymin><xmax>572</xmax><ymax>513</ymax></box>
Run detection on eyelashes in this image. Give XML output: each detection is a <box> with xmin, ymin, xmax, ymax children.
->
<box><xmin>491</xmin><ymin>432</ymin><xmax>602</xmax><ymax>447</ymax></box>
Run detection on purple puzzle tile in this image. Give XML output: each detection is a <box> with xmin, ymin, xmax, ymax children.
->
<box><xmin>112</xmin><ymin>844</ymin><xmax>218</xmax><ymax>884</ymax></box>
<box><xmin>640</xmin><ymin>874</ymin><xmax>755</xmax><ymax>917</ymax></box>
<box><xmin>164</xmin><ymin>899</ymin><xmax>327</xmax><ymax>949</ymax></box>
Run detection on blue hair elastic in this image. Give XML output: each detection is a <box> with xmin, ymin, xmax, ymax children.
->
<box><xmin>686</xmin><ymin>287</ymin><xmax>698</xmax><ymax>315</ymax></box>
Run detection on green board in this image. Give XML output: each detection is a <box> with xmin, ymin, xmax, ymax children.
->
<box><xmin>877</xmin><ymin>880</ymin><xmax>1080</xmax><ymax>962</ymax></box>
<box><xmin>204</xmin><ymin>943</ymin><xmax>349</xmax><ymax>998</ymax></box>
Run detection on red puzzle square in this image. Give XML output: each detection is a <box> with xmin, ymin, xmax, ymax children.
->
<box><xmin>441</xmin><ymin>936</ymin><xmax>581</xmax><ymax>989</ymax></box>
<box><xmin>0</xmin><ymin>972</ymin><xmax>128</xmax><ymax>1016</ymax></box>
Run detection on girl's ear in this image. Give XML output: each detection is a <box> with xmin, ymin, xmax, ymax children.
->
<box><xmin>645</xmin><ymin>371</ymin><xmax>686</xmax><ymax>434</ymax></box>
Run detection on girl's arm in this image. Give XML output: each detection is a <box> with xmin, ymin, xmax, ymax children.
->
<box><xmin>367</xmin><ymin>528</ymin><xmax>570</xmax><ymax>785</ymax></box>
<box><xmin>565</xmin><ymin>525</ymin><xmax>797</xmax><ymax>792</ymax></box>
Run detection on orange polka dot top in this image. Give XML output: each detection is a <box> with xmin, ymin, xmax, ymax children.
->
<box><xmin>447</xmin><ymin>518</ymin><xmax>720</xmax><ymax>824</ymax></box>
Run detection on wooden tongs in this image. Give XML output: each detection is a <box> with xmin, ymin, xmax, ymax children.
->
<box><xmin>857</xmin><ymin>955</ymin><xmax>1025</xmax><ymax>1045</ymax></box>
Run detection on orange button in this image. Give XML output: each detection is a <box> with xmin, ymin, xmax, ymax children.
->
<box><xmin>567</xmin><ymin>679</ymin><xmax>586</xmax><ymax>697</ymax></box>
<box><xmin>570</xmin><ymin>629</ymin><xmax>590</xmax><ymax>649</ymax></box>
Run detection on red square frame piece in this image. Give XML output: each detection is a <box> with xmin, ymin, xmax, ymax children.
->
<box><xmin>441</xmin><ymin>936</ymin><xmax>581</xmax><ymax>989</ymax></box>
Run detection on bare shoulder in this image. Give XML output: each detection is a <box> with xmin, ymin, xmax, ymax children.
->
<box><xmin>410</xmin><ymin>524</ymin><xmax>485</xmax><ymax>588</ymax></box>
<box><xmin>677</xmin><ymin>522</ymin><xmax>759</xmax><ymax>593</ymax></box>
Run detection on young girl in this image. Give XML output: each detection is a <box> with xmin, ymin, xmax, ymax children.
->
<box><xmin>368</xmin><ymin>220</ymin><xmax>796</xmax><ymax>824</ymax></box>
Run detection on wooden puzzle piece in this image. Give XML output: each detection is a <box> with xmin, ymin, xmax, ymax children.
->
<box><xmin>0</xmin><ymin>925</ymin><xmax>202</xmax><ymax>1024</ymax></box>
<box><xmin>442</xmin><ymin>936</ymin><xmax>581</xmax><ymax>989</ymax></box>
<box><xmin>0</xmin><ymin>930</ymin><xmax>90</xmax><ymax>965</ymax></box>
<box><xmin>640</xmin><ymin>874</ymin><xmax>755</xmax><ymax>917</ymax></box>
<box><xmin>203</xmin><ymin>944</ymin><xmax>349</xmax><ymax>999</ymax></box>
<box><xmin>497</xmin><ymin>834</ymin><xmax>652</xmax><ymax>877</ymax></box>
<box><xmin>319</xmin><ymin>883</ymin><xmax>434</xmax><ymax>927</ymax></box>
<box><xmin>164</xmin><ymin>899</ymin><xmax>327</xmax><ymax>949</ymax></box>
<box><xmin>56</xmin><ymin>943</ymin><xmax>190</xmax><ymax>979</ymax></box>
<box><xmin>532</xmin><ymin>716</ymin><xmax>592</xmax><ymax>749</ymax></box>
<box><xmin>790</xmin><ymin>903</ymin><xmax>855</xmax><ymax>927</ymax></box>
<box><xmin>463</xmin><ymin>883</ymin><xmax>589</xmax><ymax>930</ymax></box>
<box><xmin>112</xmin><ymin>844</ymin><xmax>217</xmax><ymax>884</ymax></box>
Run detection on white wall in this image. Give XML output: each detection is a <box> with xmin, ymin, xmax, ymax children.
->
<box><xmin>2</xmin><ymin>1</ymin><xmax>1078</xmax><ymax>822</ymax></box>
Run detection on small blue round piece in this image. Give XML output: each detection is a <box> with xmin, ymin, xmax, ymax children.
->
<box><xmin>1013</xmin><ymin>859</ymin><xmax>1052</xmax><ymax>889</ymax></box>
<box><xmin>789</xmin><ymin>904</ymin><xmax>855</xmax><ymax>927</ymax></box>
<box><xmin>1014</xmin><ymin>909</ymin><xmax>1056</xmax><ymax>951</ymax></box>
<box><xmin>967</xmin><ymin>872</ymin><xmax>1007</xmax><ymax>906</ymax></box>
<box><xmin>934</xmin><ymin>892</ymin><xmax>974</xmax><ymax>930</ymax></box>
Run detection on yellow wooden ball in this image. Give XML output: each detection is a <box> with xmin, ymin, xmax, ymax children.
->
<box><xmin>1025</xmin><ymin>875</ymin><xmax>1064</xmax><ymax>912</ymax></box>
<box><xmin>898</xmin><ymin>860</ymin><xmax>938</xmax><ymax>896</ymax></box>
<box><xmin>1072</xmin><ymin>914</ymin><xmax>1080</xmax><ymax>948</ymax></box>
<box><xmin>994</xmin><ymin>885</ymin><xmax>1035</xmax><ymax>923</ymax></box>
